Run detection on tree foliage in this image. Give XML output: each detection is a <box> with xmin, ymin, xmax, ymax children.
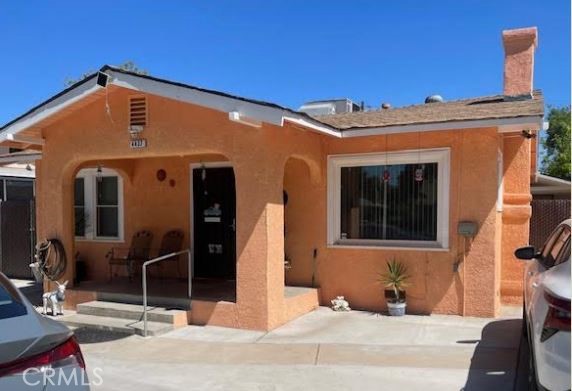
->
<box><xmin>542</xmin><ymin>107</ymin><xmax>571</xmax><ymax>181</ymax></box>
<box><xmin>64</xmin><ymin>61</ymin><xmax>148</xmax><ymax>86</ymax></box>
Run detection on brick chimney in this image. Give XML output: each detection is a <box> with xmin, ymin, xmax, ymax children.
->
<box><xmin>502</xmin><ymin>27</ymin><xmax>538</xmax><ymax>96</ymax></box>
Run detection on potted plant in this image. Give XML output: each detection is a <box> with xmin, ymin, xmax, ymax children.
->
<box><xmin>379</xmin><ymin>259</ymin><xmax>410</xmax><ymax>316</ymax></box>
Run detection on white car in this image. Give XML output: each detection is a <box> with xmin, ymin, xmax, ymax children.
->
<box><xmin>516</xmin><ymin>219</ymin><xmax>571</xmax><ymax>391</ymax></box>
<box><xmin>0</xmin><ymin>273</ymin><xmax>90</xmax><ymax>390</ymax></box>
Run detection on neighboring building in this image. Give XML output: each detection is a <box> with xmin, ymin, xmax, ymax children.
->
<box><xmin>0</xmin><ymin>27</ymin><xmax>544</xmax><ymax>330</ymax></box>
<box><xmin>0</xmin><ymin>148</ymin><xmax>38</xmax><ymax>278</ymax></box>
<box><xmin>531</xmin><ymin>173</ymin><xmax>571</xmax><ymax>200</ymax></box>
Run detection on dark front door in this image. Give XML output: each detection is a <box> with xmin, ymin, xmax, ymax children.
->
<box><xmin>193</xmin><ymin>167</ymin><xmax>236</xmax><ymax>279</ymax></box>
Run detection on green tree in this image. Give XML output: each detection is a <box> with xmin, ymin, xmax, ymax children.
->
<box><xmin>64</xmin><ymin>61</ymin><xmax>148</xmax><ymax>86</ymax></box>
<box><xmin>542</xmin><ymin>107</ymin><xmax>571</xmax><ymax>181</ymax></box>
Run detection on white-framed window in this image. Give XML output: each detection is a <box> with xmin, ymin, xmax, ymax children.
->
<box><xmin>327</xmin><ymin>148</ymin><xmax>450</xmax><ymax>250</ymax></box>
<box><xmin>74</xmin><ymin>168</ymin><xmax>124</xmax><ymax>241</ymax></box>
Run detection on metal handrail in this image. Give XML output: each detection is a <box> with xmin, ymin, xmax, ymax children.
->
<box><xmin>142</xmin><ymin>248</ymin><xmax>192</xmax><ymax>337</ymax></box>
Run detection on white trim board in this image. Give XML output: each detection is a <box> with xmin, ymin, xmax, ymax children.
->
<box><xmin>341</xmin><ymin>116</ymin><xmax>543</xmax><ymax>138</ymax></box>
<box><xmin>327</xmin><ymin>148</ymin><xmax>451</xmax><ymax>250</ymax></box>
<box><xmin>0</xmin><ymin>75</ymin><xmax>102</xmax><ymax>142</ymax></box>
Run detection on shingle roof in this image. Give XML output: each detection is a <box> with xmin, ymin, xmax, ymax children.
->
<box><xmin>314</xmin><ymin>91</ymin><xmax>544</xmax><ymax>130</ymax></box>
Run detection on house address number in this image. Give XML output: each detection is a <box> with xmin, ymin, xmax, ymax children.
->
<box><xmin>129</xmin><ymin>139</ymin><xmax>147</xmax><ymax>149</ymax></box>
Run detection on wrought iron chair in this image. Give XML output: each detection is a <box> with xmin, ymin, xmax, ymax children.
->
<box><xmin>152</xmin><ymin>230</ymin><xmax>185</xmax><ymax>278</ymax></box>
<box><xmin>107</xmin><ymin>230</ymin><xmax>153</xmax><ymax>281</ymax></box>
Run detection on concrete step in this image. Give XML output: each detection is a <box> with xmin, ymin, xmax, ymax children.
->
<box><xmin>97</xmin><ymin>291</ymin><xmax>191</xmax><ymax>310</ymax></box>
<box><xmin>59</xmin><ymin>313</ymin><xmax>174</xmax><ymax>337</ymax></box>
<box><xmin>76</xmin><ymin>301</ymin><xmax>188</xmax><ymax>325</ymax></box>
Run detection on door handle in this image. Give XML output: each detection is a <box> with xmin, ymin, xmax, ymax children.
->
<box><xmin>527</xmin><ymin>271</ymin><xmax>535</xmax><ymax>276</ymax></box>
<box><xmin>532</xmin><ymin>282</ymin><xmax>539</xmax><ymax>289</ymax></box>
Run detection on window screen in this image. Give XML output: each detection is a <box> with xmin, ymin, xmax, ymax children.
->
<box><xmin>6</xmin><ymin>180</ymin><xmax>33</xmax><ymax>201</ymax></box>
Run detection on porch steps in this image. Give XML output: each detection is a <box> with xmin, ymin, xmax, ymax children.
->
<box><xmin>58</xmin><ymin>300</ymin><xmax>189</xmax><ymax>337</ymax></box>
<box><xmin>58</xmin><ymin>314</ymin><xmax>174</xmax><ymax>337</ymax></box>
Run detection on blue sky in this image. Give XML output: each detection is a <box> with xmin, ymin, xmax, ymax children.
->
<box><xmin>0</xmin><ymin>1</ymin><xmax>569</xmax><ymax>125</ymax></box>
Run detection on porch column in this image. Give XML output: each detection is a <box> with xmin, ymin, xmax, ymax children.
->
<box><xmin>233</xmin><ymin>157</ymin><xmax>285</xmax><ymax>330</ymax></box>
<box><xmin>36</xmin><ymin>157</ymin><xmax>76</xmax><ymax>291</ymax></box>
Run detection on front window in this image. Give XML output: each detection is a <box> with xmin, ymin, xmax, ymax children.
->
<box><xmin>328</xmin><ymin>149</ymin><xmax>450</xmax><ymax>249</ymax></box>
<box><xmin>74</xmin><ymin>168</ymin><xmax>123</xmax><ymax>241</ymax></box>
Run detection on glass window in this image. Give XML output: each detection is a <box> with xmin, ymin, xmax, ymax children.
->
<box><xmin>0</xmin><ymin>281</ymin><xmax>27</xmax><ymax>320</ymax></box>
<box><xmin>340</xmin><ymin>163</ymin><xmax>438</xmax><ymax>241</ymax></box>
<box><xmin>6</xmin><ymin>180</ymin><xmax>33</xmax><ymax>201</ymax></box>
<box><xmin>75</xmin><ymin>169</ymin><xmax>122</xmax><ymax>240</ymax></box>
<box><xmin>328</xmin><ymin>149</ymin><xmax>449</xmax><ymax>248</ymax></box>
<box><xmin>543</xmin><ymin>226</ymin><xmax>571</xmax><ymax>268</ymax></box>
<box><xmin>74</xmin><ymin>178</ymin><xmax>86</xmax><ymax>237</ymax></box>
<box><xmin>96</xmin><ymin>177</ymin><xmax>119</xmax><ymax>237</ymax></box>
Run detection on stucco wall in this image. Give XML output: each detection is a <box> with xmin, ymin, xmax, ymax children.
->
<box><xmin>36</xmin><ymin>86</ymin><xmax>504</xmax><ymax>329</ymax></box>
<box><xmin>501</xmin><ymin>134</ymin><xmax>532</xmax><ymax>303</ymax></box>
<box><xmin>36</xmin><ymin>87</ymin><xmax>325</xmax><ymax>330</ymax></box>
<box><xmin>284</xmin><ymin>129</ymin><xmax>501</xmax><ymax>317</ymax></box>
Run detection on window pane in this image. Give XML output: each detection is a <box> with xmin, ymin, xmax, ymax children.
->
<box><xmin>6</xmin><ymin>180</ymin><xmax>33</xmax><ymax>201</ymax></box>
<box><xmin>74</xmin><ymin>178</ymin><xmax>85</xmax><ymax>206</ymax></box>
<box><xmin>97</xmin><ymin>177</ymin><xmax>118</xmax><ymax>206</ymax></box>
<box><xmin>74</xmin><ymin>206</ymin><xmax>86</xmax><ymax>237</ymax></box>
<box><xmin>97</xmin><ymin>207</ymin><xmax>118</xmax><ymax>237</ymax></box>
<box><xmin>340</xmin><ymin>163</ymin><xmax>438</xmax><ymax>241</ymax></box>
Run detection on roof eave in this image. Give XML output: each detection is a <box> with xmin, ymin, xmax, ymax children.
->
<box><xmin>340</xmin><ymin>115</ymin><xmax>544</xmax><ymax>138</ymax></box>
<box><xmin>0</xmin><ymin>67</ymin><xmax>342</xmax><ymax>141</ymax></box>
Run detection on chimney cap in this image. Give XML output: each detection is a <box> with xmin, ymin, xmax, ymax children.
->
<box><xmin>502</xmin><ymin>27</ymin><xmax>538</xmax><ymax>48</ymax></box>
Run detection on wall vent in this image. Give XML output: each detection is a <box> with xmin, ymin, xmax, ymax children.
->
<box><xmin>129</xmin><ymin>96</ymin><xmax>147</xmax><ymax>128</ymax></box>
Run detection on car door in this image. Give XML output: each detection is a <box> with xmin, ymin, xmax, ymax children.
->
<box><xmin>526</xmin><ymin>225</ymin><xmax>571</xmax><ymax>323</ymax></box>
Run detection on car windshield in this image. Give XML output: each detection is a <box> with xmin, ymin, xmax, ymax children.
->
<box><xmin>0</xmin><ymin>282</ymin><xmax>27</xmax><ymax>320</ymax></box>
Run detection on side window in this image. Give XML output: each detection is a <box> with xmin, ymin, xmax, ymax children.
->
<box><xmin>553</xmin><ymin>228</ymin><xmax>571</xmax><ymax>267</ymax></box>
<box><xmin>542</xmin><ymin>226</ymin><xmax>570</xmax><ymax>268</ymax></box>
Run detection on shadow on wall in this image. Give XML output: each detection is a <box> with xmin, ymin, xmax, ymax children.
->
<box><xmin>461</xmin><ymin>319</ymin><xmax>524</xmax><ymax>391</ymax></box>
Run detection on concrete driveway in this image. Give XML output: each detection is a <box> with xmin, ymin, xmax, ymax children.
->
<box><xmin>75</xmin><ymin>307</ymin><xmax>529</xmax><ymax>391</ymax></box>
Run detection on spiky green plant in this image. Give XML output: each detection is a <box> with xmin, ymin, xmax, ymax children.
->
<box><xmin>378</xmin><ymin>259</ymin><xmax>410</xmax><ymax>303</ymax></box>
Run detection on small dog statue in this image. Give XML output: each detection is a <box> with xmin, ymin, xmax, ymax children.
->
<box><xmin>42</xmin><ymin>280</ymin><xmax>68</xmax><ymax>316</ymax></box>
<box><xmin>331</xmin><ymin>296</ymin><xmax>351</xmax><ymax>312</ymax></box>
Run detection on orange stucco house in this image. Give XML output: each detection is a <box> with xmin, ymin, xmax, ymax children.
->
<box><xmin>0</xmin><ymin>27</ymin><xmax>544</xmax><ymax>330</ymax></box>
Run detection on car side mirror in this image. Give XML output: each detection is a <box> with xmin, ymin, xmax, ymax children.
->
<box><xmin>514</xmin><ymin>246</ymin><xmax>538</xmax><ymax>260</ymax></box>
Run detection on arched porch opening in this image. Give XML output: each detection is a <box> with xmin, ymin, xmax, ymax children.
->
<box><xmin>283</xmin><ymin>155</ymin><xmax>322</xmax><ymax>288</ymax></box>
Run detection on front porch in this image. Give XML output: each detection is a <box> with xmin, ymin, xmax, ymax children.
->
<box><xmin>64</xmin><ymin>277</ymin><xmax>319</xmax><ymax>329</ymax></box>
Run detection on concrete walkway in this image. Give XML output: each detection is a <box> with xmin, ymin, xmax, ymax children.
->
<box><xmin>74</xmin><ymin>307</ymin><xmax>528</xmax><ymax>391</ymax></box>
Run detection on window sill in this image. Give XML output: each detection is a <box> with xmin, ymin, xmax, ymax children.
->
<box><xmin>327</xmin><ymin>243</ymin><xmax>450</xmax><ymax>252</ymax></box>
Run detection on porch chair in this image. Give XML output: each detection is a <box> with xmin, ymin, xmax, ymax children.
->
<box><xmin>152</xmin><ymin>230</ymin><xmax>185</xmax><ymax>279</ymax></box>
<box><xmin>107</xmin><ymin>230</ymin><xmax>153</xmax><ymax>281</ymax></box>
